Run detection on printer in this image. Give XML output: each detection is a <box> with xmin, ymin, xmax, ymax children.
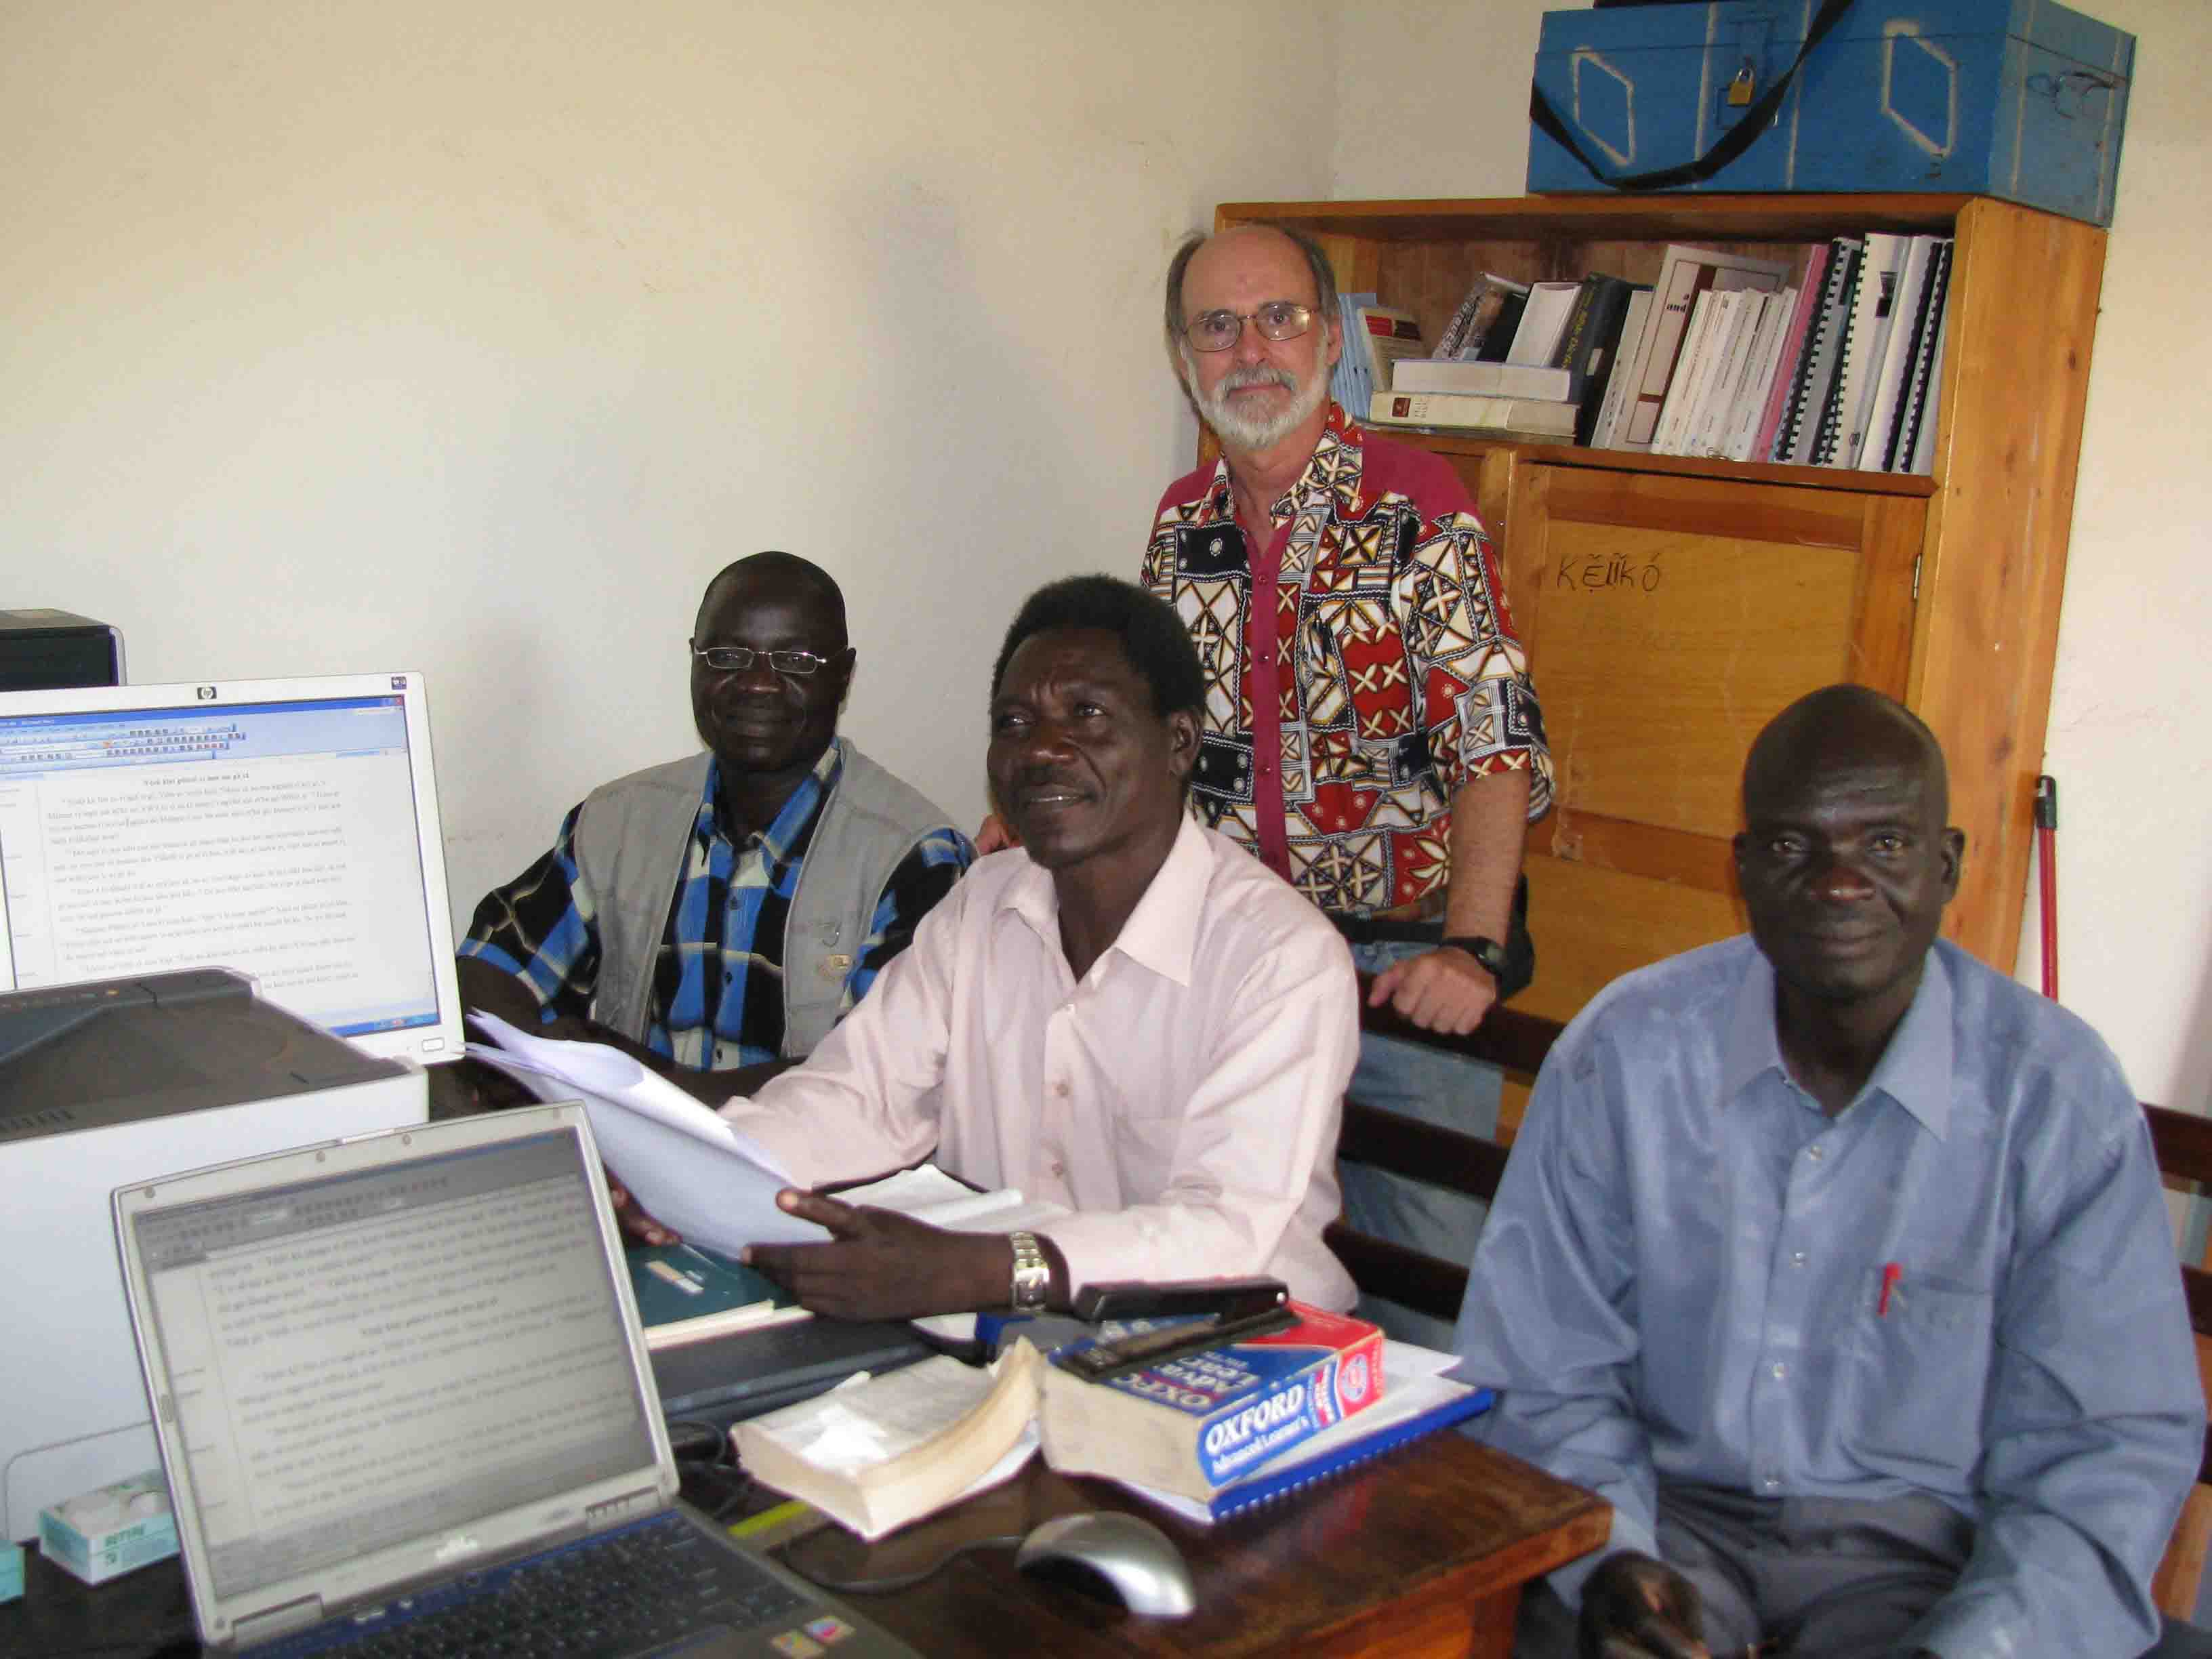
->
<box><xmin>0</xmin><ymin>969</ymin><xmax>427</xmax><ymax>1538</ymax></box>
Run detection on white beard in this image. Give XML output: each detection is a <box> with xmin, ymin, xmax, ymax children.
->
<box><xmin>1183</xmin><ymin>343</ymin><xmax>1332</xmax><ymax>452</ymax></box>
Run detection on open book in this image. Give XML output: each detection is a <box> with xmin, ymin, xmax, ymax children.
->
<box><xmin>732</xmin><ymin>1341</ymin><xmax>1049</xmax><ymax>1540</ymax></box>
<box><xmin>735</xmin><ymin>1336</ymin><xmax>1481</xmax><ymax>1541</ymax></box>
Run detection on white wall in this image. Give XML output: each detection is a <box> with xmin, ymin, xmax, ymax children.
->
<box><xmin>2024</xmin><ymin>0</ymin><xmax>2212</xmax><ymax>1113</ymax></box>
<box><xmin>0</xmin><ymin>0</ymin><xmax>1334</xmax><ymax>919</ymax></box>
<box><xmin>5</xmin><ymin>0</ymin><xmax>2205</xmax><ymax>1111</ymax></box>
<box><xmin>1328</xmin><ymin>0</ymin><xmax>2212</xmax><ymax>1110</ymax></box>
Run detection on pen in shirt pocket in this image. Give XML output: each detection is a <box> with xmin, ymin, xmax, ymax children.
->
<box><xmin>1879</xmin><ymin>1262</ymin><xmax>1903</xmax><ymax>1316</ymax></box>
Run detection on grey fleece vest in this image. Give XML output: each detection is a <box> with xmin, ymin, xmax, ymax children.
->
<box><xmin>572</xmin><ymin>739</ymin><xmax>951</xmax><ymax>1058</ymax></box>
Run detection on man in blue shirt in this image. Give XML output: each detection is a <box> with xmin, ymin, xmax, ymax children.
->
<box><xmin>1456</xmin><ymin>684</ymin><xmax>2201</xmax><ymax>1657</ymax></box>
<box><xmin>458</xmin><ymin>552</ymin><xmax>970</xmax><ymax>1093</ymax></box>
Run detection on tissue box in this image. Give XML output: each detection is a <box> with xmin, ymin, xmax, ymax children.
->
<box><xmin>37</xmin><ymin>1470</ymin><xmax>178</xmax><ymax>1586</ymax></box>
<box><xmin>1528</xmin><ymin>0</ymin><xmax>2134</xmax><ymax>224</ymax></box>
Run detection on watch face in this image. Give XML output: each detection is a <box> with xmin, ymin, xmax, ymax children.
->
<box><xmin>1448</xmin><ymin>937</ymin><xmax>1506</xmax><ymax>975</ymax></box>
<box><xmin>1010</xmin><ymin>1233</ymin><xmax>1050</xmax><ymax>1310</ymax></box>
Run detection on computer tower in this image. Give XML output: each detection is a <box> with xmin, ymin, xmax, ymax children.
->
<box><xmin>0</xmin><ymin>608</ymin><xmax>123</xmax><ymax>691</ymax></box>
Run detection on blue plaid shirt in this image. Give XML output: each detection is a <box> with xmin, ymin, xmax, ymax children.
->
<box><xmin>461</xmin><ymin>741</ymin><xmax>970</xmax><ymax>1067</ymax></box>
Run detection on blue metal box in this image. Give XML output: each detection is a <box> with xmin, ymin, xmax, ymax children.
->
<box><xmin>1528</xmin><ymin>0</ymin><xmax>2134</xmax><ymax>224</ymax></box>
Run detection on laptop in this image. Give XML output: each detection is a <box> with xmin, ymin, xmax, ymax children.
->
<box><xmin>113</xmin><ymin>1103</ymin><xmax>919</xmax><ymax>1657</ymax></box>
<box><xmin>651</xmin><ymin>1320</ymin><xmax>934</xmax><ymax>1431</ymax></box>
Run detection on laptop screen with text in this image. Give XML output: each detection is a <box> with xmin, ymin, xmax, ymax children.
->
<box><xmin>0</xmin><ymin>671</ymin><xmax>464</xmax><ymax>1065</ymax></box>
<box><xmin>123</xmin><ymin>1123</ymin><xmax>659</xmax><ymax>1601</ymax></box>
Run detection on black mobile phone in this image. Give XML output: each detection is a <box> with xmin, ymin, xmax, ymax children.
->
<box><xmin>1069</xmin><ymin>1275</ymin><xmax>1288</xmax><ymax>1324</ymax></box>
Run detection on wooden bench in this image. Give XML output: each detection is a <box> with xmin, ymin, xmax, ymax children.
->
<box><xmin>1329</xmin><ymin>996</ymin><xmax>2211</xmax><ymax>1620</ymax></box>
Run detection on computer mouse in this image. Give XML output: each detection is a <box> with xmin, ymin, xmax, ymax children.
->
<box><xmin>1015</xmin><ymin>1511</ymin><xmax>1196</xmax><ymax>1618</ymax></box>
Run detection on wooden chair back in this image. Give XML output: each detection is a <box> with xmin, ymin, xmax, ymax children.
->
<box><xmin>2146</xmin><ymin>1103</ymin><xmax>2212</xmax><ymax>1621</ymax></box>
<box><xmin>1326</xmin><ymin>996</ymin><xmax>1563</xmax><ymax>1325</ymax></box>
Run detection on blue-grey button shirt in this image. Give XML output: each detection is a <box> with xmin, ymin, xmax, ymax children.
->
<box><xmin>1455</xmin><ymin>935</ymin><xmax>2200</xmax><ymax>1656</ymax></box>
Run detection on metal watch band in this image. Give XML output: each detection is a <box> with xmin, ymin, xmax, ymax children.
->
<box><xmin>1008</xmin><ymin>1230</ymin><xmax>1050</xmax><ymax>1312</ymax></box>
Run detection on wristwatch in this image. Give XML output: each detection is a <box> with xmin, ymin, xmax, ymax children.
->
<box><xmin>1008</xmin><ymin>1231</ymin><xmax>1050</xmax><ymax>1312</ymax></box>
<box><xmin>1439</xmin><ymin>935</ymin><xmax>1510</xmax><ymax>979</ymax></box>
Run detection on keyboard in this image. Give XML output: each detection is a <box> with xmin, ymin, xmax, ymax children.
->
<box><xmin>263</xmin><ymin>1511</ymin><xmax>808</xmax><ymax>1658</ymax></box>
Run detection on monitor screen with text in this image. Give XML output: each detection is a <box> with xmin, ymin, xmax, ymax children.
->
<box><xmin>0</xmin><ymin>672</ymin><xmax>464</xmax><ymax>1065</ymax></box>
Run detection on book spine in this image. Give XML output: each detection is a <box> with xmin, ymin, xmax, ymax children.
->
<box><xmin>1624</xmin><ymin>254</ymin><xmax>1718</xmax><ymax>451</ymax></box>
<box><xmin>1433</xmin><ymin>286</ymin><xmax>1482</xmax><ymax>361</ymax></box>
<box><xmin>1843</xmin><ymin>233</ymin><xmax>1917</xmax><ymax>467</ymax></box>
<box><xmin>1727</xmin><ymin>289</ymin><xmax>1796</xmax><ymax>462</ymax></box>
<box><xmin>1853</xmin><ymin>237</ymin><xmax>1928</xmax><ymax>470</ymax></box>
<box><xmin>1689</xmin><ymin>291</ymin><xmax>1757</xmax><ymax>458</ymax></box>
<box><xmin>1589</xmin><ymin>290</ymin><xmax>1654</xmax><ymax>451</ymax></box>
<box><xmin>1475</xmin><ymin>289</ymin><xmax>1528</xmax><ymax>362</ymax></box>
<box><xmin>1652</xmin><ymin>289</ymin><xmax>1719</xmax><ymax>455</ymax></box>
<box><xmin>1547</xmin><ymin>274</ymin><xmax>1605</xmax><ymax>371</ymax></box>
<box><xmin>1818</xmin><ymin>232</ymin><xmax>1904</xmax><ymax>468</ymax></box>
<box><xmin>1753</xmin><ymin>246</ymin><xmax>1828</xmax><ymax>462</ymax></box>
<box><xmin>1893</xmin><ymin>241</ymin><xmax>1955</xmax><ymax>474</ymax></box>
<box><xmin>1338</xmin><ymin>293</ymin><xmax>1376</xmax><ymax>413</ymax></box>
<box><xmin>1393</xmin><ymin>360</ymin><xmax>1574</xmax><ymax>401</ymax></box>
<box><xmin>1882</xmin><ymin>238</ymin><xmax>1952</xmax><ymax>472</ymax></box>
<box><xmin>1698</xmin><ymin>290</ymin><xmax>1759</xmax><ymax>457</ymax></box>
<box><xmin>1368</xmin><ymin>390</ymin><xmax>1574</xmax><ymax>434</ymax></box>
<box><xmin>1906</xmin><ymin>293</ymin><xmax>1950</xmax><ymax>476</ymax></box>
<box><xmin>1782</xmin><ymin>239</ymin><xmax>1862</xmax><ymax>466</ymax></box>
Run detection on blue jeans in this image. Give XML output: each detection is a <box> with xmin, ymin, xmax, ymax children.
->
<box><xmin>1337</xmin><ymin>939</ymin><xmax>1505</xmax><ymax>1351</ymax></box>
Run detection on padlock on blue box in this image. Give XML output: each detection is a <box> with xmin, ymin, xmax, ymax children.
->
<box><xmin>1528</xmin><ymin>0</ymin><xmax>2134</xmax><ymax>225</ymax></box>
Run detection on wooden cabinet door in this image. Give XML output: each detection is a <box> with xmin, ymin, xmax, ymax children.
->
<box><xmin>1501</xmin><ymin>464</ymin><xmax>1926</xmax><ymax>1023</ymax></box>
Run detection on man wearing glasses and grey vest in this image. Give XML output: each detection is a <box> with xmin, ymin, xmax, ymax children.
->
<box><xmin>459</xmin><ymin>552</ymin><xmax>970</xmax><ymax>1094</ymax></box>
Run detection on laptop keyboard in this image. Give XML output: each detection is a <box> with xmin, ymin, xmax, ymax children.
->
<box><xmin>262</xmin><ymin>1511</ymin><xmax>811</xmax><ymax>1658</ymax></box>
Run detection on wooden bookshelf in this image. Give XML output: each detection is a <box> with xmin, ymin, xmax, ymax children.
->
<box><xmin>1212</xmin><ymin>194</ymin><xmax>2104</xmax><ymax>1027</ymax></box>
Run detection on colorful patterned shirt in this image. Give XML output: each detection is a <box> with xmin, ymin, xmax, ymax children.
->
<box><xmin>1141</xmin><ymin>404</ymin><xmax>1552</xmax><ymax>916</ymax></box>
<box><xmin>460</xmin><ymin>743</ymin><xmax>971</xmax><ymax>1068</ymax></box>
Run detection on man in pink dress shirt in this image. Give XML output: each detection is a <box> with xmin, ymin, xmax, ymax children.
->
<box><xmin>621</xmin><ymin>576</ymin><xmax>1359</xmax><ymax>1320</ymax></box>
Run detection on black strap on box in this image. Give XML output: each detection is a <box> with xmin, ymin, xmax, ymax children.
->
<box><xmin>1529</xmin><ymin>0</ymin><xmax>1858</xmax><ymax>191</ymax></box>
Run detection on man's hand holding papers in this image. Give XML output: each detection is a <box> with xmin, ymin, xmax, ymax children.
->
<box><xmin>465</xmin><ymin>1014</ymin><xmax>1074</xmax><ymax>1319</ymax></box>
<box><xmin>466</xmin><ymin>1010</ymin><xmax>827</xmax><ymax>1258</ymax></box>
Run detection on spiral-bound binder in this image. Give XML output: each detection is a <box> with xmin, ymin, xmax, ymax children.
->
<box><xmin>1856</xmin><ymin>237</ymin><xmax>1945</xmax><ymax>472</ymax></box>
<box><xmin>1775</xmin><ymin>238</ymin><xmax>1862</xmax><ymax>465</ymax></box>
<box><xmin>1890</xmin><ymin>240</ymin><xmax>1957</xmax><ymax>474</ymax></box>
<box><xmin>1819</xmin><ymin>234</ymin><xmax>1910</xmax><ymax>468</ymax></box>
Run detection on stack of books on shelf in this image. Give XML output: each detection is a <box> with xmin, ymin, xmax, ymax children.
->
<box><xmin>1331</xmin><ymin>291</ymin><xmax>1422</xmax><ymax>424</ymax></box>
<box><xmin>1366</xmin><ymin>270</ymin><xmax>1646</xmax><ymax>446</ymax></box>
<box><xmin>1343</xmin><ymin>232</ymin><xmax>1953</xmax><ymax>473</ymax></box>
<box><xmin>1589</xmin><ymin>234</ymin><xmax>1954</xmax><ymax>473</ymax></box>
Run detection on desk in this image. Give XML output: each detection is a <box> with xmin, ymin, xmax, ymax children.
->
<box><xmin>0</xmin><ymin>1431</ymin><xmax>1602</xmax><ymax>1658</ymax></box>
<box><xmin>773</xmin><ymin>1432</ymin><xmax>1600</xmax><ymax>1658</ymax></box>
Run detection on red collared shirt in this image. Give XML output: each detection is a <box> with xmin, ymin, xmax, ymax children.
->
<box><xmin>1141</xmin><ymin>404</ymin><xmax>1553</xmax><ymax>914</ymax></box>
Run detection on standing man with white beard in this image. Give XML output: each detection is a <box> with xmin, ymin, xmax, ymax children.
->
<box><xmin>1138</xmin><ymin>224</ymin><xmax>1553</xmax><ymax>1336</ymax></box>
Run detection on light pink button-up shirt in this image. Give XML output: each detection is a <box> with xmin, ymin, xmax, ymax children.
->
<box><xmin>719</xmin><ymin>816</ymin><xmax>1358</xmax><ymax>1310</ymax></box>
